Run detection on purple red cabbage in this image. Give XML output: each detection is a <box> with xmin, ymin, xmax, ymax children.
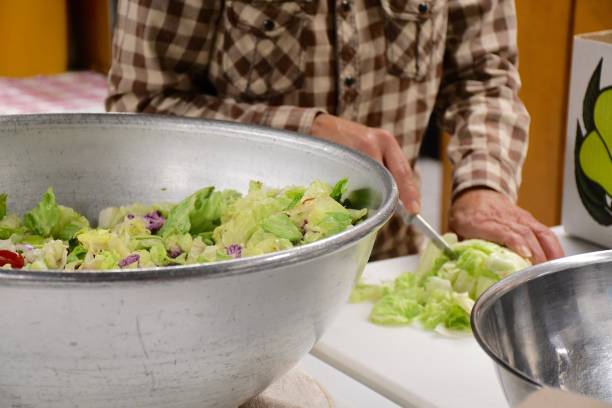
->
<box><xmin>144</xmin><ymin>211</ymin><xmax>165</xmax><ymax>233</ymax></box>
<box><xmin>226</xmin><ymin>244</ymin><xmax>242</xmax><ymax>259</ymax></box>
<box><xmin>168</xmin><ymin>247</ymin><xmax>182</xmax><ymax>259</ymax></box>
<box><xmin>118</xmin><ymin>254</ymin><xmax>140</xmax><ymax>268</ymax></box>
<box><xmin>16</xmin><ymin>244</ymin><xmax>34</xmax><ymax>252</ymax></box>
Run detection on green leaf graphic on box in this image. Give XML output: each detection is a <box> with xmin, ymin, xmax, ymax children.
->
<box><xmin>580</xmin><ymin>130</ymin><xmax>612</xmax><ymax>195</ymax></box>
<box><xmin>594</xmin><ymin>88</ymin><xmax>612</xmax><ymax>148</ymax></box>
<box><xmin>575</xmin><ymin>58</ymin><xmax>612</xmax><ymax>225</ymax></box>
<box><xmin>582</xmin><ymin>59</ymin><xmax>602</xmax><ymax>133</ymax></box>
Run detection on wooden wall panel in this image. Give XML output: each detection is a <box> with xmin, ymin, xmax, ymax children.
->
<box><xmin>514</xmin><ymin>0</ymin><xmax>575</xmax><ymax>226</ymax></box>
<box><xmin>0</xmin><ymin>0</ymin><xmax>68</xmax><ymax>76</ymax></box>
<box><xmin>573</xmin><ymin>0</ymin><xmax>612</xmax><ymax>34</ymax></box>
<box><xmin>68</xmin><ymin>0</ymin><xmax>113</xmax><ymax>73</ymax></box>
<box><xmin>440</xmin><ymin>133</ymin><xmax>452</xmax><ymax>232</ymax></box>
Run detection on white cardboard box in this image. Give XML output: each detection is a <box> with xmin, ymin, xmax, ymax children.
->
<box><xmin>562</xmin><ymin>30</ymin><xmax>612</xmax><ymax>248</ymax></box>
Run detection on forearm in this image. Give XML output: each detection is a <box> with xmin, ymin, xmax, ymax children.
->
<box><xmin>444</xmin><ymin>88</ymin><xmax>529</xmax><ymax>202</ymax></box>
<box><xmin>107</xmin><ymin>89</ymin><xmax>323</xmax><ymax>134</ymax></box>
<box><xmin>437</xmin><ymin>0</ymin><xmax>529</xmax><ymax>202</ymax></box>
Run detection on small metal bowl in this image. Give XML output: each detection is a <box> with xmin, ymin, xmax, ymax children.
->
<box><xmin>472</xmin><ymin>250</ymin><xmax>612</xmax><ymax>407</ymax></box>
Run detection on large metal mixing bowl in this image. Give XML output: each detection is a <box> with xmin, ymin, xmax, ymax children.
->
<box><xmin>0</xmin><ymin>114</ymin><xmax>397</xmax><ymax>407</ymax></box>
<box><xmin>472</xmin><ymin>250</ymin><xmax>612</xmax><ymax>407</ymax></box>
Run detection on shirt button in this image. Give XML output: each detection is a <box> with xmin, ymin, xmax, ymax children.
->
<box><xmin>340</xmin><ymin>0</ymin><xmax>351</xmax><ymax>12</ymax></box>
<box><xmin>344</xmin><ymin>76</ymin><xmax>356</xmax><ymax>87</ymax></box>
<box><xmin>263</xmin><ymin>19</ymin><xmax>275</xmax><ymax>31</ymax></box>
<box><xmin>418</xmin><ymin>3</ymin><xmax>428</xmax><ymax>14</ymax></box>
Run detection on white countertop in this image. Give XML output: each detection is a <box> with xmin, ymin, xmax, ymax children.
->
<box><xmin>304</xmin><ymin>227</ymin><xmax>605</xmax><ymax>408</ymax></box>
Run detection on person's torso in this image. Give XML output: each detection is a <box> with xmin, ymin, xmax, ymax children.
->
<box><xmin>205</xmin><ymin>0</ymin><xmax>449</xmax><ymax>160</ymax></box>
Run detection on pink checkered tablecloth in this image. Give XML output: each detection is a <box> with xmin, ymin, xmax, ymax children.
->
<box><xmin>0</xmin><ymin>71</ymin><xmax>107</xmax><ymax>114</ymax></box>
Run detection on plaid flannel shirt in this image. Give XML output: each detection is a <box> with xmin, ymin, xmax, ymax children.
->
<box><xmin>107</xmin><ymin>0</ymin><xmax>529</xmax><ymax>259</ymax></box>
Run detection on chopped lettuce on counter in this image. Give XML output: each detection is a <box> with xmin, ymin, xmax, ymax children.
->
<box><xmin>0</xmin><ymin>179</ymin><xmax>367</xmax><ymax>271</ymax></box>
<box><xmin>350</xmin><ymin>234</ymin><xmax>530</xmax><ymax>333</ymax></box>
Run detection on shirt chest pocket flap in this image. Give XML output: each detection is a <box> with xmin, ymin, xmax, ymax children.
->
<box><xmin>381</xmin><ymin>0</ymin><xmax>441</xmax><ymax>81</ymax></box>
<box><xmin>212</xmin><ymin>0</ymin><xmax>311</xmax><ymax>100</ymax></box>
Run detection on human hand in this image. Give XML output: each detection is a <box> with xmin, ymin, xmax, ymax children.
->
<box><xmin>449</xmin><ymin>188</ymin><xmax>565</xmax><ymax>264</ymax></box>
<box><xmin>310</xmin><ymin>113</ymin><xmax>420</xmax><ymax>212</ymax></box>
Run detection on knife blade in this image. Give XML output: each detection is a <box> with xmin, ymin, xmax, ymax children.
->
<box><xmin>397</xmin><ymin>203</ymin><xmax>457</xmax><ymax>260</ymax></box>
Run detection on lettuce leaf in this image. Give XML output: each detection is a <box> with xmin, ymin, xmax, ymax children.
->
<box><xmin>370</xmin><ymin>290</ymin><xmax>424</xmax><ymax>325</ymax></box>
<box><xmin>159</xmin><ymin>187</ymin><xmax>232</xmax><ymax>237</ymax></box>
<box><xmin>0</xmin><ymin>193</ymin><xmax>6</xmax><ymax>221</ymax></box>
<box><xmin>12</xmin><ymin>233</ymin><xmax>46</xmax><ymax>247</ymax></box>
<box><xmin>23</xmin><ymin>188</ymin><xmax>60</xmax><ymax>237</ymax></box>
<box><xmin>189</xmin><ymin>190</ymin><xmax>226</xmax><ymax>234</ymax></box>
<box><xmin>51</xmin><ymin>206</ymin><xmax>90</xmax><ymax>241</ymax></box>
<box><xmin>0</xmin><ymin>213</ymin><xmax>21</xmax><ymax>240</ymax></box>
<box><xmin>330</xmin><ymin>178</ymin><xmax>348</xmax><ymax>203</ymax></box>
<box><xmin>66</xmin><ymin>244</ymin><xmax>87</xmax><ymax>264</ymax></box>
<box><xmin>20</xmin><ymin>188</ymin><xmax>88</xmax><ymax>241</ymax></box>
<box><xmin>348</xmin><ymin>282</ymin><xmax>390</xmax><ymax>303</ymax></box>
<box><xmin>80</xmin><ymin>249</ymin><xmax>121</xmax><ymax>270</ymax></box>
<box><xmin>284</xmin><ymin>187</ymin><xmax>305</xmax><ymax>210</ymax></box>
<box><xmin>261</xmin><ymin>213</ymin><xmax>302</xmax><ymax>242</ymax></box>
<box><xmin>149</xmin><ymin>243</ymin><xmax>172</xmax><ymax>266</ymax></box>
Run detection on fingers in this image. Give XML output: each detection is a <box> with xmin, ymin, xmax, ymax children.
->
<box><xmin>452</xmin><ymin>218</ymin><xmax>561</xmax><ymax>264</ymax></box>
<box><xmin>450</xmin><ymin>211</ymin><xmax>548</xmax><ymax>264</ymax></box>
<box><xmin>508</xmin><ymin>224</ymin><xmax>547</xmax><ymax>264</ymax></box>
<box><xmin>534</xmin><ymin>228</ymin><xmax>565</xmax><ymax>260</ymax></box>
<box><xmin>449</xmin><ymin>189</ymin><xmax>565</xmax><ymax>264</ymax></box>
<box><xmin>450</xmin><ymin>216</ymin><xmax>533</xmax><ymax>259</ymax></box>
<box><xmin>377</xmin><ymin>130</ymin><xmax>421</xmax><ymax>213</ymax></box>
<box><xmin>520</xmin><ymin>214</ymin><xmax>565</xmax><ymax>260</ymax></box>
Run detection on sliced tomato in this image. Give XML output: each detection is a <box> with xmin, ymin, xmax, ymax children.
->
<box><xmin>0</xmin><ymin>250</ymin><xmax>25</xmax><ymax>269</ymax></box>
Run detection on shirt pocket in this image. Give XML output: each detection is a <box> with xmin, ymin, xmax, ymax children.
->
<box><xmin>210</xmin><ymin>0</ymin><xmax>310</xmax><ymax>100</ymax></box>
<box><xmin>381</xmin><ymin>0</ymin><xmax>440</xmax><ymax>81</ymax></box>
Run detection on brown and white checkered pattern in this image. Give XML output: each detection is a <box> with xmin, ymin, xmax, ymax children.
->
<box><xmin>107</xmin><ymin>0</ymin><xmax>529</xmax><ymax>259</ymax></box>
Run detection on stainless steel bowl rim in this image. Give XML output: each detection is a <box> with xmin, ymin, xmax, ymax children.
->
<box><xmin>471</xmin><ymin>249</ymin><xmax>612</xmax><ymax>389</ymax></box>
<box><xmin>0</xmin><ymin>113</ymin><xmax>398</xmax><ymax>283</ymax></box>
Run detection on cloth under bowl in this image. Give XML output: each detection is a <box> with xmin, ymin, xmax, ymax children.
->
<box><xmin>241</xmin><ymin>369</ymin><xmax>333</xmax><ymax>408</ymax></box>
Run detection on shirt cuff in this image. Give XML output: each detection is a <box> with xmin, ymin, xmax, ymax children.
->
<box><xmin>262</xmin><ymin>106</ymin><xmax>326</xmax><ymax>135</ymax></box>
<box><xmin>451</xmin><ymin>151</ymin><xmax>520</xmax><ymax>202</ymax></box>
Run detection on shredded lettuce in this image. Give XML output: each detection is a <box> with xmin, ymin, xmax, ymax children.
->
<box><xmin>351</xmin><ymin>234</ymin><xmax>530</xmax><ymax>333</ymax></box>
<box><xmin>330</xmin><ymin>178</ymin><xmax>348</xmax><ymax>203</ymax></box>
<box><xmin>0</xmin><ymin>213</ymin><xmax>21</xmax><ymax>240</ymax></box>
<box><xmin>19</xmin><ymin>188</ymin><xmax>89</xmax><ymax>242</ymax></box>
<box><xmin>0</xmin><ymin>193</ymin><xmax>6</xmax><ymax>221</ymax></box>
<box><xmin>159</xmin><ymin>187</ymin><xmax>214</xmax><ymax>237</ymax></box>
<box><xmin>51</xmin><ymin>206</ymin><xmax>90</xmax><ymax>241</ymax></box>
<box><xmin>22</xmin><ymin>239</ymin><xmax>68</xmax><ymax>270</ymax></box>
<box><xmin>23</xmin><ymin>188</ymin><xmax>60</xmax><ymax>237</ymax></box>
<box><xmin>66</xmin><ymin>244</ymin><xmax>87</xmax><ymax>264</ymax></box>
<box><xmin>261</xmin><ymin>213</ymin><xmax>302</xmax><ymax>242</ymax></box>
<box><xmin>348</xmin><ymin>282</ymin><xmax>390</xmax><ymax>303</ymax></box>
<box><xmin>98</xmin><ymin>202</ymin><xmax>173</xmax><ymax>229</ymax></box>
<box><xmin>2</xmin><ymin>179</ymin><xmax>364</xmax><ymax>271</ymax></box>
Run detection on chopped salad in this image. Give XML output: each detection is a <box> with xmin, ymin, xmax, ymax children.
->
<box><xmin>350</xmin><ymin>234</ymin><xmax>530</xmax><ymax>334</ymax></box>
<box><xmin>0</xmin><ymin>179</ymin><xmax>367</xmax><ymax>271</ymax></box>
